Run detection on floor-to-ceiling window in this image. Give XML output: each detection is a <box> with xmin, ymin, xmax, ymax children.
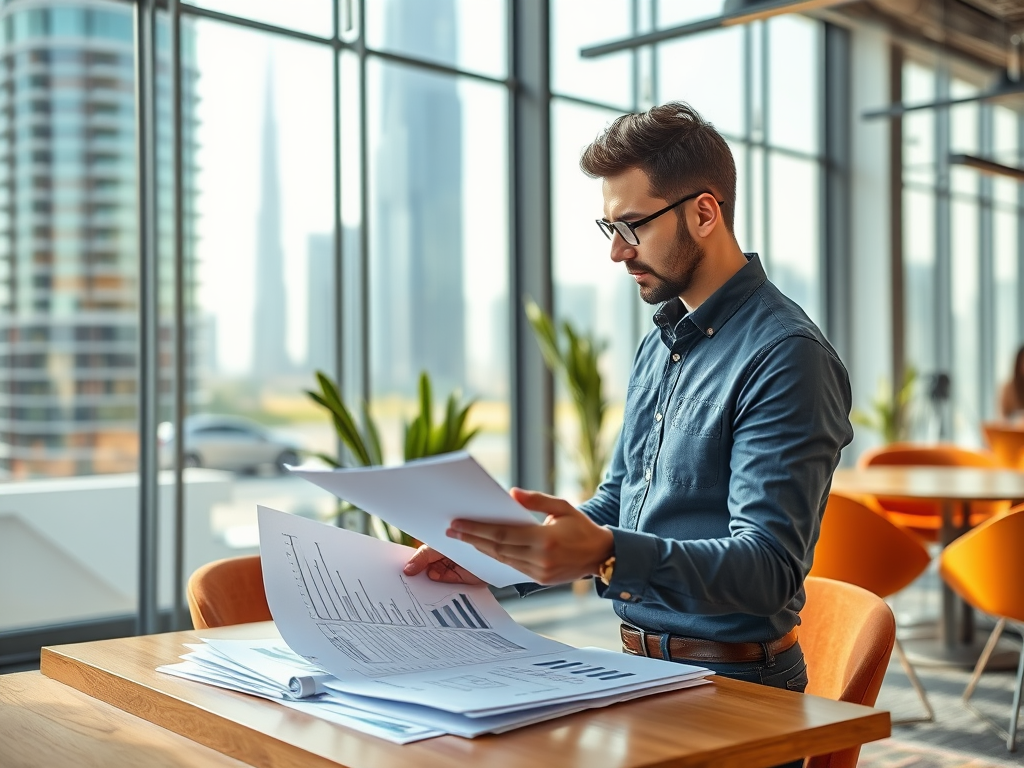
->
<box><xmin>901</xmin><ymin>52</ymin><xmax>1024</xmax><ymax>445</ymax></box>
<box><xmin>549</xmin><ymin>1</ymin><xmax>827</xmax><ymax>499</ymax></box>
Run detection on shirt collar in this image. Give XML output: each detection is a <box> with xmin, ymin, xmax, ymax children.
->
<box><xmin>653</xmin><ymin>253</ymin><xmax>766</xmax><ymax>343</ymax></box>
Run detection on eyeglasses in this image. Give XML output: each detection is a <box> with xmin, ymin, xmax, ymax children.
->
<box><xmin>595</xmin><ymin>190</ymin><xmax>721</xmax><ymax>246</ymax></box>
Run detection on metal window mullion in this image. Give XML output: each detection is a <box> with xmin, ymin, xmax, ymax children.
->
<box><xmin>934</xmin><ymin>67</ymin><xmax>952</xmax><ymax>439</ymax></box>
<box><xmin>169</xmin><ymin>0</ymin><xmax>187</xmax><ymax>630</ymax></box>
<box><xmin>744</xmin><ymin>24</ymin><xmax>754</xmax><ymax>249</ymax></box>
<box><xmin>889</xmin><ymin>45</ymin><xmax>905</xmax><ymax>404</ymax></box>
<box><xmin>822</xmin><ymin>22</ymin><xmax>850</xmax><ymax>362</ymax></box>
<box><xmin>510</xmin><ymin>0</ymin><xmax>553</xmax><ymax>492</ymax></box>
<box><xmin>135</xmin><ymin>0</ymin><xmax>160</xmax><ymax>636</ymax></box>
<box><xmin>332</xmin><ymin>1</ymin><xmax>343</xmax><ymax>400</ymax></box>
<box><xmin>978</xmin><ymin>105</ymin><xmax>995</xmax><ymax>421</ymax></box>
<box><xmin>357</xmin><ymin>4</ymin><xmax>370</xmax><ymax>410</ymax></box>
<box><xmin>760</xmin><ymin>21</ymin><xmax>770</xmax><ymax>274</ymax></box>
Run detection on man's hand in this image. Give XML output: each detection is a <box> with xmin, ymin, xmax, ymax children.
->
<box><xmin>403</xmin><ymin>545</ymin><xmax>485</xmax><ymax>585</ymax></box>
<box><xmin>446</xmin><ymin>488</ymin><xmax>615</xmax><ymax>585</ymax></box>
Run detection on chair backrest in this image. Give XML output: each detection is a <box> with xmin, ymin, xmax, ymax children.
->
<box><xmin>810</xmin><ymin>492</ymin><xmax>931</xmax><ymax>600</ymax></box>
<box><xmin>857</xmin><ymin>442</ymin><xmax>1001</xmax><ymax>469</ymax></box>
<box><xmin>939</xmin><ymin>505</ymin><xmax>1024</xmax><ymax>623</ymax></box>
<box><xmin>801</xmin><ymin>576</ymin><xmax>896</xmax><ymax>768</ymax></box>
<box><xmin>186</xmin><ymin>554</ymin><xmax>272</xmax><ymax>630</ymax></box>
<box><xmin>981</xmin><ymin>422</ymin><xmax>1024</xmax><ymax>470</ymax></box>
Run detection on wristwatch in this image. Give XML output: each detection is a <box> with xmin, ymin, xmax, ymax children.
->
<box><xmin>597</xmin><ymin>555</ymin><xmax>616</xmax><ymax>585</ymax></box>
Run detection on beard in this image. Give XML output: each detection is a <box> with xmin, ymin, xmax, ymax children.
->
<box><xmin>635</xmin><ymin>220</ymin><xmax>706</xmax><ymax>305</ymax></box>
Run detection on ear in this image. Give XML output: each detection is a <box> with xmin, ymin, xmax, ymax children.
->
<box><xmin>691</xmin><ymin>193</ymin><xmax>721</xmax><ymax>238</ymax></box>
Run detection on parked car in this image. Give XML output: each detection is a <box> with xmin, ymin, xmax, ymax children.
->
<box><xmin>157</xmin><ymin>414</ymin><xmax>301</xmax><ymax>474</ymax></box>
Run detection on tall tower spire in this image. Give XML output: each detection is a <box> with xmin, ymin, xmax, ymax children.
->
<box><xmin>252</xmin><ymin>63</ymin><xmax>289</xmax><ymax>377</ymax></box>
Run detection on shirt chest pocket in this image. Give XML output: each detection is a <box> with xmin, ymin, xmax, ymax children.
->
<box><xmin>662</xmin><ymin>396</ymin><xmax>723</xmax><ymax>488</ymax></box>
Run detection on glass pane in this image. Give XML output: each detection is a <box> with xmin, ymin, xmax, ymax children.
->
<box><xmin>951</xmin><ymin>199</ymin><xmax>980</xmax><ymax>444</ymax></box>
<box><xmin>551</xmin><ymin>0</ymin><xmax>633</xmax><ymax>110</ymax></box>
<box><xmin>186</xmin><ymin>22</ymin><xmax>340</xmax><ymax>565</ymax></box>
<box><xmin>365</xmin><ymin>0</ymin><xmax>506</xmax><ymax>79</ymax></box>
<box><xmin>656</xmin><ymin>1</ymin><xmax>727</xmax><ymax>26</ymax></box>
<box><xmin>367</xmin><ymin>59</ymin><xmax>511</xmax><ymax>484</ymax></box>
<box><xmin>992</xmin><ymin>106</ymin><xmax>1019</xmax><ymax>206</ymax></box>
<box><xmin>551</xmin><ymin>99</ymin><xmax>640</xmax><ymax>502</ymax></box>
<box><xmin>186</xmin><ymin>0</ymin><xmax>333</xmax><ymax>38</ymax></box>
<box><xmin>903</xmin><ymin>61</ymin><xmax>935</xmax><ymax>187</ymax></box>
<box><xmin>903</xmin><ymin>188</ymin><xmax>936</xmax><ymax>438</ymax></box>
<box><xmin>767</xmin><ymin>153</ymin><xmax>820</xmax><ymax>325</ymax></box>
<box><xmin>728</xmin><ymin>140</ymin><xmax>750</xmax><ymax>250</ymax></box>
<box><xmin>950</xmin><ymin>80</ymin><xmax>978</xmax><ymax>197</ymax></box>
<box><xmin>767</xmin><ymin>15</ymin><xmax>819</xmax><ymax>156</ymax></box>
<box><xmin>993</xmin><ymin>208</ymin><xmax>1019</xmax><ymax>418</ymax></box>
<box><xmin>657</xmin><ymin>26</ymin><xmax>744</xmax><ymax>139</ymax></box>
<box><xmin>0</xmin><ymin>0</ymin><xmax>140</xmax><ymax>633</ymax></box>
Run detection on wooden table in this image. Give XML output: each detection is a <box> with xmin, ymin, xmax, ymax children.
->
<box><xmin>20</xmin><ymin>621</ymin><xmax>891</xmax><ymax>768</ymax></box>
<box><xmin>832</xmin><ymin>466</ymin><xmax>1024</xmax><ymax>659</ymax></box>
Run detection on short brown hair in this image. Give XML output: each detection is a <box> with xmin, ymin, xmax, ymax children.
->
<box><xmin>580</xmin><ymin>102</ymin><xmax>737</xmax><ymax>232</ymax></box>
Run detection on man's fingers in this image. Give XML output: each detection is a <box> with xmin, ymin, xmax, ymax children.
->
<box><xmin>448</xmin><ymin>519</ymin><xmax>536</xmax><ymax>544</ymax></box>
<box><xmin>403</xmin><ymin>545</ymin><xmax>439</xmax><ymax>575</ymax></box>
<box><xmin>510</xmin><ymin>487</ymin><xmax>578</xmax><ymax>517</ymax></box>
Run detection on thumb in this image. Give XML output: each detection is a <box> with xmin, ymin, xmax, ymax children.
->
<box><xmin>510</xmin><ymin>487</ymin><xmax>579</xmax><ymax>518</ymax></box>
<box><xmin>403</xmin><ymin>545</ymin><xmax>437</xmax><ymax>575</ymax></box>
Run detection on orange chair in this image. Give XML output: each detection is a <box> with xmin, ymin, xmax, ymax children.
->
<box><xmin>809</xmin><ymin>492</ymin><xmax>934</xmax><ymax>722</ymax></box>
<box><xmin>981</xmin><ymin>422</ymin><xmax>1024</xmax><ymax>470</ymax></box>
<box><xmin>858</xmin><ymin>443</ymin><xmax>1010</xmax><ymax>539</ymax></box>
<box><xmin>801</xmin><ymin>576</ymin><xmax>897</xmax><ymax>768</ymax></box>
<box><xmin>186</xmin><ymin>554</ymin><xmax>272</xmax><ymax>630</ymax></box>
<box><xmin>939</xmin><ymin>505</ymin><xmax>1024</xmax><ymax>752</ymax></box>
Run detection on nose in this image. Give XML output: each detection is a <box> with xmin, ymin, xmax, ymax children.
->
<box><xmin>608</xmin><ymin>232</ymin><xmax>636</xmax><ymax>263</ymax></box>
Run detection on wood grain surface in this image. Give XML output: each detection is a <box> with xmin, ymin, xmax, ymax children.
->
<box><xmin>36</xmin><ymin>621</ymin><xmax>890</xmax><ymax>768</ymax></box>
<box><xmin>0</xmin><ymin>670</ymin><xmax>248</xmax><ymax>768</ymax></box>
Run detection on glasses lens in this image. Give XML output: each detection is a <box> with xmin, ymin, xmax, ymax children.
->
<box><xmin>612</xmin><ymin>222</ymin><xmax>639</xmax><ymax>246</ymax></box>
<box><xmin>596</xmin><ymin>220</ymin><xmax>614</xmax><ymax>240</ymax></box>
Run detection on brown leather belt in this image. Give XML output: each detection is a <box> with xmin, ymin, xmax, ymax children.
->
<box><xmin>620</xmin><ymin>624</ymin><xmax>799</xmax><ymax>664</ymax></box>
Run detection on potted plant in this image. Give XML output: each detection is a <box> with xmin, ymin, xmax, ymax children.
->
<box><xmin>306</xmin><ymin>370</ymin><xmax>479</xmax><ymax>546</ymax></box>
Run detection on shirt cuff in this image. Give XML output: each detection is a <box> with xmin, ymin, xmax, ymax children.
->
<box><xmin>602</xmin><ymin>527</ymin><xmax>658</xmax><ymax>604</ymax></box>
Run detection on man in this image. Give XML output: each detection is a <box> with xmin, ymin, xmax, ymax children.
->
<box><xmin>406</xmin><ymin>102</ymin><xmax>852</xmax><ymax>766</ymax></box>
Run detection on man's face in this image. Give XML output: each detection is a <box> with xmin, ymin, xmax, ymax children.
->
<box><xmin>601</xmin><ymin>168</ymin><xmax>705</xmax><ymax>305</ymax></box>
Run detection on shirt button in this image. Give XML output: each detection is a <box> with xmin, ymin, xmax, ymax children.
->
<box><xmin>707</xmin><ymin>327</ymin><xmax>714</xmax><ymax>336</ymax></box>
<box><xmin>619</xmin><ymin>591</ymin><xmax>632</xmax><ymax>600</ymax></box>
<box><xmin>644</xmin><ymin>469</ymin><xmax>652</xmax><ymax>482</ymax></box>
<box><xmin>671</xmin><ymin>353</ymin><xmax>681</xmax><ymax>362</ymax></box>
<box><xmin>655</xmin><ymin>412</ymin><xmax>662</xmax><ymax>422</ymax></box>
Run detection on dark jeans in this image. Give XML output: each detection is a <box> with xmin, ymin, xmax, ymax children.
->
<box><xmin>676</xmin><ymin>641</ymin><xmax>808</xmax><ymax>768</ymax></box>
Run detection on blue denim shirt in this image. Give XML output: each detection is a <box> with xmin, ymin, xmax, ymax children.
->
<box><xmin>580</xmin><ymin>254</ymin><xmax>853</xmax><ymax>644</ymax></box>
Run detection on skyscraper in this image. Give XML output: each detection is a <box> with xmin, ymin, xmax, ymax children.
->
<box><xmin>251</xmin><ymin>67</ymin><xmax>289</xmax><ymax>378</ymax></box>
<box><xmin>0</xmin><ymin>1</ymin><xmax>199</xmax><ymax>478</ymax></box>
<box><xmin>371</xmin><ymin>0</ymin><xmax>464</xmax><ymax>396</ymax></box>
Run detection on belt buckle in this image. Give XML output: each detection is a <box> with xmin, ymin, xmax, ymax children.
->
<box><xmin>636</xmin><ymin>626</ymin><xmax>651</xmax><ymax>658</ymax></box>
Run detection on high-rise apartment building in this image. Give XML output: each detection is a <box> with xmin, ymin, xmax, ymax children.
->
<box><xmin>0</xmin><ymin>0</ymin><xmax>198</xmax><ymax>478</ymax></box>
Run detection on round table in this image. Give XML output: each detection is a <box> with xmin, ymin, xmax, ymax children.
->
<box><xmin>831</xmin><ymin>466</ymin><xmax>1024</xmax><ymax>665</ymax></box>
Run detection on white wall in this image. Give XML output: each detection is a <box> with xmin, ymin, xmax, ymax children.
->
<box><xmin>0</xmin><ymin>470</ymin><xmax>248</xmax><ymax>631</ymax></box>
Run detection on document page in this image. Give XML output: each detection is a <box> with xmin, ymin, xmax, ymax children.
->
<box><xmin>288</xmin><ymin>452</ymin><xmax>537</xmax><ymax>587</ymax></box>
<box><xmin>259</xmin><ymin>506</ymin><xmax>707</xmax><ymax>716</ymax></box>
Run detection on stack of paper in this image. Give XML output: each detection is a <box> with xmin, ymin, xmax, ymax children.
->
<box><xmin>158</xmin><ymin>457</ymin><xmax>712</xmax><ymax>744</ymax></box>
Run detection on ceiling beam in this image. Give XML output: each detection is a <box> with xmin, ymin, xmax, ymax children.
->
<box><xmin>949</xmin><ymin>153</ymin><xmax>1024</xmax><ymax>181</ymax></box>
<box><xmin>579</xmin><ymin>0</ymin><xmax>856</xmax><ymax>58</ymax></box>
